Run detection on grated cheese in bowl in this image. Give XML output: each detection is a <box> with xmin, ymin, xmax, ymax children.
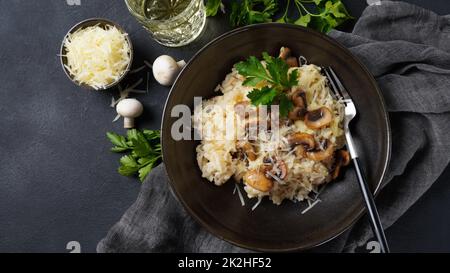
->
<box><xmin>62</xmin><ymin>22</ymin><xmax>132</xmax><ymax>90</ymax></box>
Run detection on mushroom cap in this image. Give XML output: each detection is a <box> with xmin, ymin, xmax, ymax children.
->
<box><xmin>152</xmin><ymin>55</ymin><xmax>181</xmax><ymax>86</ymax></box>
<box><xmin>287</xmin><ymin>132</ymin><xmax>315</xmax><ymax>149</ymax></box>
<box><xmin>236</xmin><ymin>141</ymin><xmax>257</xmax><ymax>161</ymax></box>
<box><xmin>291</xmin><ymin>89</ymin><xmax>306</xmax><ymax>107</ymax></box>
<box><xmin>288</xmin><ymin>106</ymin><xmax>306</xmax><ymax>121</ymax></box>
<box><xmin>279</xmin><ymin>47</ymin><xmax>291</xmax><ymax>60</ymax></box>
<box><xmin>286</xmin><ymin>56</ymin><xmax>299</xmax><ymax>68</ymax></box>
<box><xmin>243</xmin><ymin>170</ymin><xmax>274</xmax><ymax>192</ymax></box>
<box><xmin>262</xmin><ymin>156</ymin><xmax>288</xmax><ymax>180</ymax></box>
<box><xmin>116</xmin><ymin>98</ymin><xmax>143</xmax><ymax>118</ymax></box>
<box><xmin>306</xmin><ymin>140</ymin><xmax>335</xmax><ymax>161</ymax></box>
<box><xmin>304</xmin><ymin>107</ymin><xmax>333</xmax><ymax>129</ymax></box>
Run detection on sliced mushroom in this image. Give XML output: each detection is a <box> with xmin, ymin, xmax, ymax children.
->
<box><xmin>288</xmin><ymin>106</ymin><xmax>306</xmax><ymax>121</ymax></box>
<box><xmin>338</xmin><ymin>150</ymin><xmax>351</xmax><ymax>166</ymax></box>
<box><xmin>306</xmin><ymin>139</ymin><xmax>335</xmax><ymax>161</ymax></box>
<box><xmin>274</xmin><ymin>159</ymin><xmax>288</xmax><ymax>180</ymax></box>
<box><xmin>331</xmin><ymin>150</ymin><xmax>351</xmax><ymax>179</ymax></box>
<box><xmin>287</xmin><ymin>132</ymin><xmax>315</xmax><ymax>148</ymax></box>
<box><xmin>278</xmin><ymin>47</ymin><xmax>291</xmax><ymax>60</ymax></box>
<box><xmin>331</xmin><ymin>165</ymin><xmax>341</xmax><ymax>180</ymax></box>
<box><xmin>287</xmin><ymin>132</ymin><xmax>316</xmax><ymax>158</ymax></box>
<box><xmin>295</xmin><ymin>146</ymin><xmax>307</xmax><ymax>158</ymax></box>
<box><xmin>291</xmin><ymin>89</ymin><xmax>307</xmax><ymax>108</ymax></box>
<box><xmin>236</xmin><ymin>141</ymin><xmax>257</xmax><ymax>161</ymax></box>
<box><xmin>243</xmin><ymin>170</ymin><xmax>274</xmax><ymax>192</ymax></box>
<box><xmin>304</xmin><ymin>107</ymin><xmax>333</xmax><ymax>129</ymax></box>
<box><xmin>286</xmin><ymin>56</ymin><xmax>299</xmax><ymax>67</ymax></box>
<box><xmin>287</xmin><ymin>90</ymin><xmax>307</xmax><ymax>121</ymax></box>
<box><xmin>279</xmin><ymin>47</ymin><xmax>299</xmax><ymax>67</ymax></box>
<box><xmin>262</xmin><ymin>156</ymin><xmax>288</xmax><ymax>180</ymax></box>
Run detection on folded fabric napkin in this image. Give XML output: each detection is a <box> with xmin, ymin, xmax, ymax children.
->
<box><xmin>98</xmin><ymin>1</ymin><xmax>450</xmax><ymax>253</ymax></box>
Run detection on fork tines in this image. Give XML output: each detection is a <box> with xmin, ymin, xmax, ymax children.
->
<box><xmin>322</xmin><ymin>66</ymin><xmax>351</xmax><ymax>103</ymax></box>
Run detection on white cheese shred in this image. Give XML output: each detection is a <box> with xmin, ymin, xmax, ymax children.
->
<box><xmin>301</xmin><ymin>199</ymin><xmax>321</xmax><ymax>215</ymax></box>
<box><xmin>112</xmin><ymin>114</ymin><xmax>121</xmax><ymax>123</ymax></box>
<box><xmin>252</xmin><ymin>196</ymin><xmax>263</xmax><ymax>211</ymax></box>
<box><xmin>129</xmin><ymin>65</ymin><xmax>146</xmax><ymax>75</ymax></box>
<box><xmin>64</xmin><ymin>24</ymin><xmax>131</xmax><ymax>90</ymax></box>
<box><xmin>234</xmin><ymin>184</ymin><xmax>246</xmax><ymax>207</ymax></box>
<box><xmin>144</xmin><ymin>60</ymin><xmax>153</xmax><ymax>69</ymax></box>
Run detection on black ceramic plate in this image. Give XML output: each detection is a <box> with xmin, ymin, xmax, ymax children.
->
<box><xmin>161</xmin><ymin>23</ymin><xmax>391</xmax><ymax>252</ymax></box>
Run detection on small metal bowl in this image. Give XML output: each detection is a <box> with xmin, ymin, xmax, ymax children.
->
<box><xmin>60</xmin><ymin>18</ymin><xmax>134</xmax><ymax>90</ymax></box>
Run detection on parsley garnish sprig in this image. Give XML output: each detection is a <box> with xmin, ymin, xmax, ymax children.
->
<box><xmin>234</xmin><ymin>52</ymin><xmax>298</xmax><ymax>117</ymax></box>
<box><xmin>107</xmin><ymin>129</ymin><xmax>162</xmax><ymax>182</ymax></box>
<box><xmin>205</xmin><ymin>0</ymin><xmax>353</xmax><ymax>33</ymax></box>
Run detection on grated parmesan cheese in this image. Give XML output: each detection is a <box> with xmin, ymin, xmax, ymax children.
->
<box><xmin>63</xmin><ymin>25</ymin><xmax>131</xmax><ymax>90</ymax></box>
<box><xmin>234</xmin><ymin>183</ymin><xmax>246</xmax><ymax>207</ymax></box>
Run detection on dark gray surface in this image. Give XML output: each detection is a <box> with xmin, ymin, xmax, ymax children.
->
<box><xmin>0</xmin><ymin>0</ymin><xmax>448</xmax><ymax>253</ymax></box>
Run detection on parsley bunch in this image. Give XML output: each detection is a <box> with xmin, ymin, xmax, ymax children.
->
<box><xmin>234</xmin><ymin>52</ymin><xmax>298</xmax><ymax>117</ymax></box>
<box><xmin>230</xmin><ymin>0</ymin><xmax>278</xmax><ymax>27</ymax></box>
<box><xmin>107</xmin><ymin>129</ymin><xmax>162</xmax><ymax>182</ymax></box>
<box><xmin>205</xmin><ymin>0</ymin><xmax>352</xmax><ymax>33</ymax></box>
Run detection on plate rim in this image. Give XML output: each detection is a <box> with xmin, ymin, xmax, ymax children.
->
<box><xmin>161</xmin><ymin>23</ymin><xmax>392</xmax><ymax>252</ymax></box>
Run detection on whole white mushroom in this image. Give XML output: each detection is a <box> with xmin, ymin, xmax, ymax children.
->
<box><xmin>152</xmin><ymin>55</ymin><xmax>186</xmax><ymax>86</ymax></box>
<box><xmin>116</xmin><ymin>98</ymin><xmax>144</xmax><ymax>129</ymax></box>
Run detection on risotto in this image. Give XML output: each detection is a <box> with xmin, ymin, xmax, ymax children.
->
<box><xmin>194</xmin><ymin>47</ymin><xmax>350</xmax><ymax>206</ymax></box>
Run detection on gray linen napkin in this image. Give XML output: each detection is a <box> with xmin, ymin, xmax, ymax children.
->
<box><xmin>97</xmin><ymin>1</ymin><xmax>450</xmax><ymax>253</ymax></box>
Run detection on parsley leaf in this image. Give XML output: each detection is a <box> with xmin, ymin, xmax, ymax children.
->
<box><xmin>129</xmin><ymin>129</ymin><xmax>152</xmax><ymax>157</ymax></box>
<box><xmin>235</xmin><ymin>56</ymin><xmax>272</xmax><ymax>84</ymax></box>
<box><xmin>265</xmin><ymin>57</ymin><xmax>296</xmax><ymax>88</ymax></box>
<box><xmin>247</xmin><ymin>86</ymin><xmax>278</xmax><ymax>106</ymax></box>
<box><xmin>294</xmin><ymin>0</ymin><xmax>353</xmax><ymax>32</ymax></box>
<box><xmin>107</xmin><ymin>129</ymin><xmax>162</xmax><ymax>182</ymax></box>
<box><xmin>230</xmin><ymin>0</ymin><xmax>278</xmax><ymax>27</ymax></box>
<box><xmin>326</xmin><ymin>0</ymin><xmax>350</xmax><ymax>18</ymax></box>
<box><xmin>205</xmin><ymin>0</ymin><xmax>223</xmax><ymax>17</ymax></box>
<box><xmin>235</xmin><ymin>52</ymin><xmax>298</xmax><ymax>117</ymax></box>
<box><xmin>138</xmin><ymin>162</ymin><xmax>154</xmax><ymax>182</ymax></box>
<box><xmin>106</xmin><ymin>132</ymin><xmax>129</xmax><ymax>152</ymax></box>
<box><xmin>235</xmin><ymin>52</ymin><xmax>298</xmax><ymax>90</ymax></box>
<box><xmin>287</xmin><ymin>69</ymin><xmax>299</xmax><ymax>87</ymax></box>
<box><xmin>118</xmin><ymin>155</ymin><xmax>140</xmax><ymax>177</ymax></box>
<box><xmin>143</xmin><ymin>129</ymin><xmax>161</xmax><ymax>140</ymax></box>
<box><xmin>242</xmin><ymin>77</ymin><xmax>264</xmax><ymax>87</ymax></box>
<box><xmin>294</xmin><ymin>14</ymin><xmax>311</xmax><ymax>27</ymax></box>
<box><xmin>279</xmin><ymin>93</ymin><xmax>294</xmax><ymax>117</ymax></box>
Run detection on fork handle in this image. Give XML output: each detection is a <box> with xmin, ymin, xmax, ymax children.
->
<box><xmin>353</xmin><ymin>157</ymin><xmax>390</xmax><ymax>253</ymax></box>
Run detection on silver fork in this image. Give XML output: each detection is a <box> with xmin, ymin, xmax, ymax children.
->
<box><xmin>322</xmin><ymin>66</ymin><xmax>390</xmax><ymax>253</ymax></box>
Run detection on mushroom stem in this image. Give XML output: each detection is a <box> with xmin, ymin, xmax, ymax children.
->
<box><xmin>123</xmin><ymin>117</ymin><xmax>135</xmax><ymax>129</ymax></box>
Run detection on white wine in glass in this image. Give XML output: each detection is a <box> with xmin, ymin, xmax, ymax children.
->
<box><xmin>125</xmin><ymin>0</ymin><xmax>206</xmax><ymax>47</ymax></box>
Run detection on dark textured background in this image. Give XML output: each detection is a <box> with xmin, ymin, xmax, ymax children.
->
<box><xmin>0</xmin><ymin>0</ymin><xmax>449</xmax><ymax>253</ymax></box>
